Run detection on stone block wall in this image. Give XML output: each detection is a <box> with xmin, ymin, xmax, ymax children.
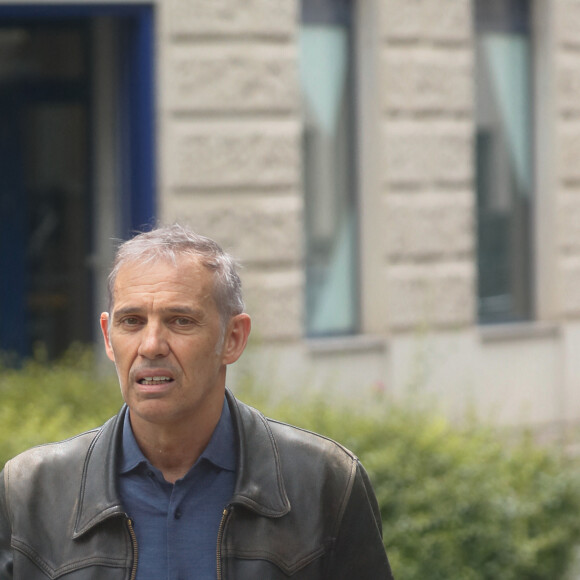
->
<box><xmin>557</xmin><ymin>0</ymin><xmax>580</xmax><ymax>318</ymax></box>
<box><xmin>152</xmin><ymin>0</ymin><xmax>579</xmax><ymax>342</ymax></box>
<box><xmin>138</xmin><ymin>0</ymin><xmax>580</xmax><ymax>430</ymax></box>
<box><xmin>155</xmin><ymin>0</ymin><xmax>478</xmax><ymax>341</ymax></box>
<box><xmin>157</xmin><ymin>0</ymin><xmax>303</xmax><ymax>341</ymax></box>
<box><xmin>380</xmin><ymin>0</ymin><xmax>476</xmax><ymax>332</ymax></box>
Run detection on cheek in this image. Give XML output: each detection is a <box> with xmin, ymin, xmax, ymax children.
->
<box><xmin>107</xmin><ymin>339</ymin><xmax>132</xmax><ymax>373</ymax></box>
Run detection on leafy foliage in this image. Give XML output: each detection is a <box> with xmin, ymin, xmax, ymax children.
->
<box><xmin>239</xmin><ymin>387</ymin><xmax>580</xmax><ymax>580</ymax></box>
<box><xmin>1</xmin><ymin>351</ymin><xmax>580</xmax><ymax>579</ymax></box>
<box><xmin>0</xmin><ymin>345</ymin><xmax>121</xmax><ymax>464</ymax></box>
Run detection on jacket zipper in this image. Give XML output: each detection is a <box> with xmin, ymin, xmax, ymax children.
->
<box><xmin>126</xmin><ymin>518</ymin><xmax>139</xmax><ymax>580</ymax></box>
<box><xmin>216</xmin><ymin>506</ymin><xmax>232</xmax><ymax>580</ymax></box>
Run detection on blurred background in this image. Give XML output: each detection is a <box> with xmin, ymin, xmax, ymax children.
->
<box><xmin>4</xmin><ymin>1</ymin><xmax>580</xmax><ymax>577</ymax></box>
<box><xmin>1</xmin><ymin>0</ymin><xmax>579</xmax><ymax>437</ymax></box>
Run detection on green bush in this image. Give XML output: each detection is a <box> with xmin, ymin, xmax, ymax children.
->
<box><xmin>0</xmin><ymin>345</ymin><xmax>122</xmax><ymax>464</ymax></box>
<box><xmin>1</xmin><ymin>351</ymin><xmax>580</xmax><ymax>580</ymax></box>
<box><xmin>239</xmin><ymin>388</ymin><xmax>580</xmax><ymax>580</ymax></box>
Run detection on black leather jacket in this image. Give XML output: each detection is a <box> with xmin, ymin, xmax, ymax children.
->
<box><xmin>0</xmin><ymin>391</ymin><xmax>393</xmax><ymax>579</ymax></box>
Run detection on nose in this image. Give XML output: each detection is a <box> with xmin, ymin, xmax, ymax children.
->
<box><xmin>137</xmin><ymin>321</ymin><xmax>170</xmax><ymax>359</ymax></box>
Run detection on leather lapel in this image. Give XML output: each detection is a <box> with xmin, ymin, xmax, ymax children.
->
<box><xmin>73</xmin><ymin>408</ymin><xmax>126</xmax><ymax>539</ymax></box>
<box><xmin>73</xmin><ymin>393</ymin><xmax>291</xmax><ymax>538</ymax></box>
<box><xmin>227</xmin><ymin>390</ymin><xmax>290</xmax><ymax>517</ymax></box>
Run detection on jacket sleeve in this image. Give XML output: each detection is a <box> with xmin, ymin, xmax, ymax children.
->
<box><xmin>0</xmin><ymin>469</ymin><xmax>13</xmax><ymax>579</ymax></box>
<box><xmin>326</xmin><ymin>460</ymin><xmax>394</xmax><ymax>580</ymax></box>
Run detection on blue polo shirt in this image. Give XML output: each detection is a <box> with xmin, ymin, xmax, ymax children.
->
<box><xmin>118</xmin><ymin>401</ymin><xmax>237</xmax><ymax>580</ymax></box>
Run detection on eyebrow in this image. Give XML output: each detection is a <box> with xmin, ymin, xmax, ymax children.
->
<box><xmin>113</xmin><ymin>306</ymin><xmax>205</xmax><ymax>320</ymax></box>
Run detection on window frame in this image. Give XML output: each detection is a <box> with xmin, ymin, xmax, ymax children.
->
<box><xmin>474</xmin><ymin>0</ymin><xmax>536</xmax><ymax>325</ymax></box>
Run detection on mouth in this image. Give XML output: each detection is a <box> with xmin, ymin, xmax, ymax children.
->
<box><xmin>137</xmin><ymin>376</ymin><xmax>173</xmax><ymax>386</ymax></box>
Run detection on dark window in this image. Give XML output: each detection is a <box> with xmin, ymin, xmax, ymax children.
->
<box><xmin>300</xmin><ymin>0</ymin><xmax>359</xmax><ymax>336</ymax></box>
<box><xmin>475</xmin><ymin>0</ymin><xmax>533</xmax><ymax>323</ymax></box>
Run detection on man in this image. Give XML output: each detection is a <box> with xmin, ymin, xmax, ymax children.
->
<box><xmin>0</xmin><ymin>224</ymin><xmax>394</xmax><ymax>579</ymax></box>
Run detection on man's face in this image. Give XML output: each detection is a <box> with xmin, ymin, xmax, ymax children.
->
<box><xmin>100</xmin><ymin>256</ymin><xmax>237</xmax><ymax>429</ymax></box>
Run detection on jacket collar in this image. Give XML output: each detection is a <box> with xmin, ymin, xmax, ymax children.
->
<box><xmin>72</xmin><ymin>409</ymin><xmax>127</xmax><ymax>539</ymax></box>
<box><xmin>226</xmin><ymin>389</ymin><xmax>290</xmax><ymax>517</ymax></box>
<box><xmin>73</xmin><ymin>390</ymin><xmax>290</xmax><ymax>538</ymax></box>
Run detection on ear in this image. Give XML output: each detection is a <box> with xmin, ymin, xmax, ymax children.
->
<box><xmin>100</xmin><ymin>312</ymin><xmax>116</xmax><ymax>362</ymax></box>
<box><xmin>222</xmin><ymin>313</ymin><xmax>251</xmax><ymax>365</ymax></box>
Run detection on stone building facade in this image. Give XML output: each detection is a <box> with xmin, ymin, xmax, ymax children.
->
<box><xmin>3</xmin><ymin>0</ymin><xmax>580</xmax><ymax>433</ymax></box>
<box><xmin>152</xmin><ymin>0</ymin><xmax>580</xmax><ymax>433</ymax></box>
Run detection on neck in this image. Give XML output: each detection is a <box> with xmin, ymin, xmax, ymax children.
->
<box><xmin>128</xmin><ymin>399</ymin><xmax>224</xmax><ymax>484</ymax></box>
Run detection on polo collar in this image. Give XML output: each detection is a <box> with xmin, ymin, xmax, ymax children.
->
<box><xmin>118</xmin><ymin>400</ymin><xmax>236</xmax><ymax>477</ymax></box>
<box><xmin>73</xmin><ymin>390</ymin><xmax>290</xmax><ymax>538</ymax></box>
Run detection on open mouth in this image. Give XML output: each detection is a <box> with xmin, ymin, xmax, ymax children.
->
<box><xmin>138</xmin><ymin>376</ymin><xmax>173</xmax><ymax>386</ymax></box>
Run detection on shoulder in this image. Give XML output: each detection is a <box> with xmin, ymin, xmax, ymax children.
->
<box><xmin>247</xmin><ymin>406</ymin><xmax>378</xmax><ymax>536</ymax></box>
<box><xmin>265</xmin><ymin>416</ymin><xmax>361</xmax><ymax>498</ymax></box>
<box><xmin>3</xmin><ymin>415</ymin><xmax>116</xmax><ymax>486</ymax></box>
<box><xmin>230</xmin><ymin>393</ymin><xmax>357</xmax><ymax>469</ymax></box>
<box><xmin>266</xmin><ymin>416</ymin><xmax>357</xmax><ymax>465</ymax></box>
<box><xmin>235</xmin><ymin>395</ymin><xmax>361</xmax><ymax>497</ymax></box>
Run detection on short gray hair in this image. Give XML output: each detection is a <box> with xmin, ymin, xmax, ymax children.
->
<box><xmin>107</xmin><ymin>224</ymin><xmax>245</xmax><ymax>323</ymax></box>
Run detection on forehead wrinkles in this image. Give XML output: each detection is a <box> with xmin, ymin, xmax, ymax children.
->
<box><xmin>112</xmin><ymin>260</ymin><xmax>215</xmax><ymax>310</ymax></box>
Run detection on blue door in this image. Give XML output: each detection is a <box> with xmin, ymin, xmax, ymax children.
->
<box><xmin>0</xmin><ymin>90</ymin><xmax>27</xmax><ymax>355</ymax></box>
<box><xmin>0</xmin><ymin>5</ymin><xmax>155</xmax><ymax>358</ymax></box>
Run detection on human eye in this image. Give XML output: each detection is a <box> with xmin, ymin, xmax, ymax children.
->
<box><xmin>173</xmin><ymin>317</ymin><xmax>194</xmax><ymax>327</ymax></box>
<box><xmin>119</xmin><ymin>316</ymin><xmax>142</xmax><ymax>328</ymax></box>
